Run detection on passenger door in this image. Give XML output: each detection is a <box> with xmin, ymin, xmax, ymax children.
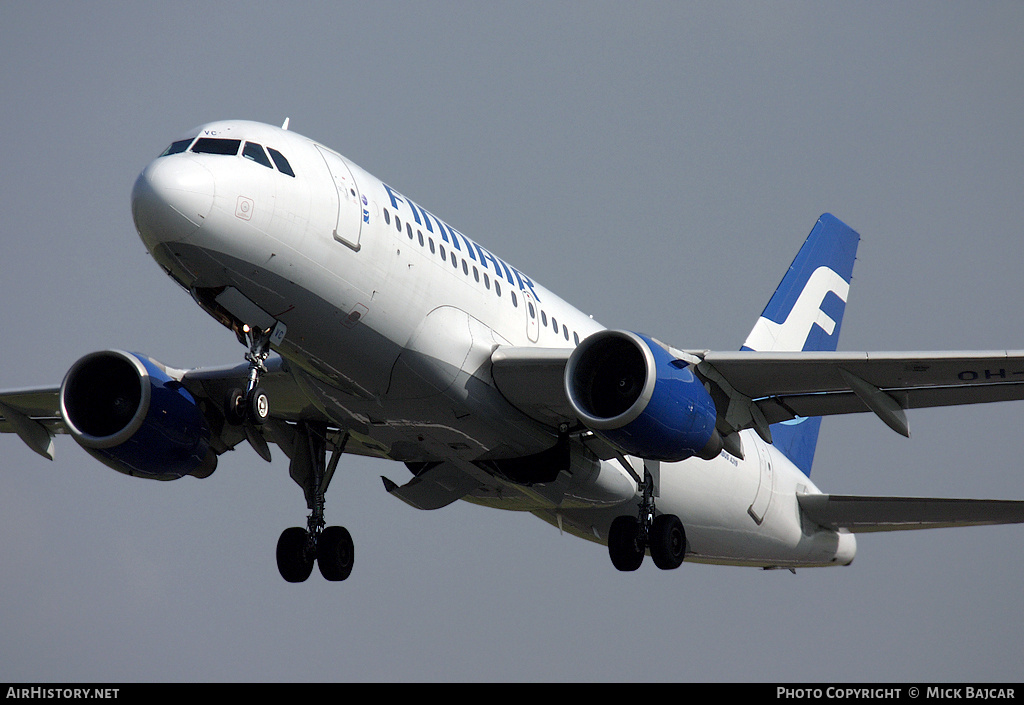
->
<box><xmin>315</xmin><ymin>145</ymin><xmax>363</xmax><ymax>251</ymax></box>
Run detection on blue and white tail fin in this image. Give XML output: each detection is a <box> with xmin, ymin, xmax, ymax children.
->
<box><xmin>741</xmin><ymin>214</ymin><xmax>860</xmax><ymax>476</ymax></box>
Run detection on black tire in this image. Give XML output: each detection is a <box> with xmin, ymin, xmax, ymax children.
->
<box><xmin>247</xmin><ymin>387</ymin><xmax>270</xmax><ymax>425</ymax></box>
<box><xmin>224</xmin><ymin>387</ymin><xmax>245</xmax><ymax>425</ymax></box>
<box><xmin>276</xmin><ymin>527</ymin><xmax>314</xmax><ymax>583</ymax></box>
<box><xmin>608</xmin><ymin>515</ymin><xmax>645</xmax><ymax>571</ymax></box>
<box><xmin>649</xmin><ymin>514</ymin><xmax>686</xmax><ymax>570</ymax></box>
<box><xmin>317</xmin><ymin>526</ymin><xmax>354</xmax><ymax>581</ymax></box>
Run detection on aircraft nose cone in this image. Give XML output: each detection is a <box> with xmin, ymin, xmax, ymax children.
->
<box><xmin>131</xmin><ymin>156</ymin><xmax>215</xmax><ymax>248</ymax></box>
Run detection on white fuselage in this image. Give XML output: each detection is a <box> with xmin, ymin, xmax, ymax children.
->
<box><xmin>133</xmin><ymin>120</ymin><xmax>855</xmax><ymax>569</ymax></box>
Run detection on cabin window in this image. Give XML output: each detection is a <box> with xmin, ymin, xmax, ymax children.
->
<box><xmin>511</xmin><ymin>291</ymin><xmax>518</xmax><ymax>307</ymax></box>
<box><xmin>573</xmin><ymin>332</ymin><xmax>580</xmax><ymax>345</ymax></box>
<box><xmin>191</xmin><ymin>138</ymin><xmax>241</xmax><ymax>156</ymax></box>
<box><xmin>462</xmin><ymin>260</ymin><xmax>469</xmax><ymax>275</ymax></box>
<box><xmin>494</xmin><ymin>281</ymin><xmax>501</xmax><ymax>297</ymax></box>
<box><xmin>243</xmin><ymin>142</ymin><xmax>273</xmax><ymax>168</ymax></box>
<box><xmin>384</xmin><ymin>209</ymin><xmax>390</xmax><ymax>225</ymax></box>
<box><xmin>563</xmin><ymin>324</ymin><xmax>569</xmax><ymax>340</ymax></box>
<box><xmin>528</xmin><ymin>302</ymin><xmax>536</xmax><ymax>319</ymax></box>
<box><xmin>439</xmin><ymin>244</ymin><xmax>446</xmax><ymax>260</ymax></box>
<box><xmin>160</xmin><ymin>138</ymin><xmax>194</xmax><ymax>156</ymax></box>
<box><xmin>484</xmin><ymin>273</ymin><xmax>490</xmax><ymax>290</ymax></box>
<box><xmin>541</xmin><ymin>311</ymin><xmax>548</xmax><ymax>327</ymax></box>
<box><xmin>267</xmin><ymin>147</ymin><xmax>295</xmax><ymax>176</ymax></box>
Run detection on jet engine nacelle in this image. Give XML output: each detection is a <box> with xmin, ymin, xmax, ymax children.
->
<box><xmin>60</xmin><ymin>350</ymin><xmax>216</xmax><ymax>479</ymax></box>
<box><xmin>565</xmin><ymin>330</ymin><xmax>723</xmax><ymax>462</ymax></box>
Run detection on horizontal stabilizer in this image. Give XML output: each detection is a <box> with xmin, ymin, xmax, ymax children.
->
<box><xmin>798</xmin><ymin>493</ymin><xmax>1024</xmax><ymax>533</ymax></box>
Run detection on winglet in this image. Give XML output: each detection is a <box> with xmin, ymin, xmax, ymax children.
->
<box><xmin>742</xmin><ymin>214</ymin><xmax>861</xmax><ymax>476</ymax></box>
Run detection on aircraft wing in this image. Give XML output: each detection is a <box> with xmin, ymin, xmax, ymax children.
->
<box><xmin>798</xmin><ymin>494</ymin><xmax>1024</xmax><ymax>532</ymax></box>
<box><xmin>0</xmin><ymin>364</ymin><xmax>273</xmax><ymax>462</ymax></box>
<box><xmin>490</xmin><ymin>347</ymin><xmax>1024</xmax><ymax>439</ymax></box>
<box><xmin>490</xmin><ymin>347</ymin><xmax>574</xmax><ymax>428</ymax></box>
<box><xmin>695</xmin><ymin>350</ymin><xmax>1024</xmax><ymax>438</ymax></box>
<box><xmin>0</xmin><ymin>355</ymin><xmax>356</xmax><ymax>463</ymax></box>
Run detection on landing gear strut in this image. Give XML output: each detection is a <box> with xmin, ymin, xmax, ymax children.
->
<box><xmin>275</xmin><ymin>421</ymin><xmax>354</xmax><ymax>582</ymax></box>
<box><xmin>225</xmin><ymin>322</ymin><xmax>281</xmax><ymax>426</ymax></box>
<box><xmin>607</xmin><ymin>460</ymin><xmax>686</xmax><ymax>571</ymax></box>
<box><xmin>218</xmin><ymin>320</ymin><xmax>351</xmax><ymax>583</ymax></box>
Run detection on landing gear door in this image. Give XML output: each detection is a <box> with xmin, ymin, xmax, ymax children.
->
<box><xmin>315</xmin><ymin>145</ymin><xmax>363</xmax><ymax>251</ymax></box>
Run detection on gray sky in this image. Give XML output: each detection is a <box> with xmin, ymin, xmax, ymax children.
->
<box><xmin>2</xmin><ymin>2</ymin><xmax>1023</xmax><ymax>682</ymax></box>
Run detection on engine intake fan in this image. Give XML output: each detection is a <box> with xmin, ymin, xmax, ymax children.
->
<box><xmin>60</xmin><ymin>350</ymin><xmax>216</xmax><ymax>479</ymax></box>
<box><xmin>565</xmin><ymin>330</ymin><xmax>722</xmax><ymax>461</ymax></box>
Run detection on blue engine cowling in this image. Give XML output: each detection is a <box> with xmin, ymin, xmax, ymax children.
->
<box><xmin>59</xmin><ymin>350</ymin><xmax>216</xmax><ymax>480</ymax></box>
<box><xmin>564</xmin><ymin>331</ymin><xmax>723</xmax><ymax>462</ymax></box>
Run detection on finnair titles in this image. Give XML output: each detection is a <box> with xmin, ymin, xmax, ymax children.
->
<box><xmin>381</xmin><ymin>183</ymin><xmax>542</xmax><ymax>303</ymax></box>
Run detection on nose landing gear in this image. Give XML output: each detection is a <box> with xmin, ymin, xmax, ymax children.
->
<box><xmin>225</xmin><ymin>322</ymin><xmax>282</xmax><ymax>426</ymax></box>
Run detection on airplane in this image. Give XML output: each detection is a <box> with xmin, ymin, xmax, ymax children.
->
<box><xmin>3</xmin><ymin>118</ymin><xmax>1024</xmax><ymax>582</ymax></box>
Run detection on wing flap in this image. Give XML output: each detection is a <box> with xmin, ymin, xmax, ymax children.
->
<box><xmin>799</xmin><ymin>493</ymin><xmax>1024</xmax><ymax>533</ymax></box>
<box><xmin>759</xmin><ymin>383</ymin><xmax>1024</xmax><ymax>424</ymax></box>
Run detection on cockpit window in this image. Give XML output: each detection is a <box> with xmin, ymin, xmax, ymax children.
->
<box><xmin>243</xmin><ymin>142</ymin><xmax>273</xmax><ymax>169</ymax></box>
<box><xmin>160</xmin><ymin>138</ymin><xmax>195</xmax><ymax>157</ymax></box>
<box><xmin>267</xmin><ymin>147</ymin><xmax>295</xmax><ymax>177</ymax></box>
<box><xmin>191</xmin><ymin>138</ymin><xmax>241</xmax><ymax>156</ymax></box>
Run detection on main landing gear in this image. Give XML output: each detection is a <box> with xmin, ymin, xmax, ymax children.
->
<box><xmin>607</xmin><ymin>460</ymin><xmax>687</xmax><ymax>572</ymax></box>
<box><xmin>276</xmin><ymin>421</ymin><xmax>354</xmax><ymax>583</ymax></box>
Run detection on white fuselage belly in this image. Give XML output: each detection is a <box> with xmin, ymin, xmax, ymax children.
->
<box><xmin>141</xmin><ymin>121</ymin><xmax>854</xmax><ymax>568</ymax></box>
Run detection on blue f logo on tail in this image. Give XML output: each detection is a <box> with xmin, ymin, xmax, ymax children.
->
<box><xmin>741</xmin><ymin>214</ymin><xmax>860</xmax><ymax>476</ymax></box>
